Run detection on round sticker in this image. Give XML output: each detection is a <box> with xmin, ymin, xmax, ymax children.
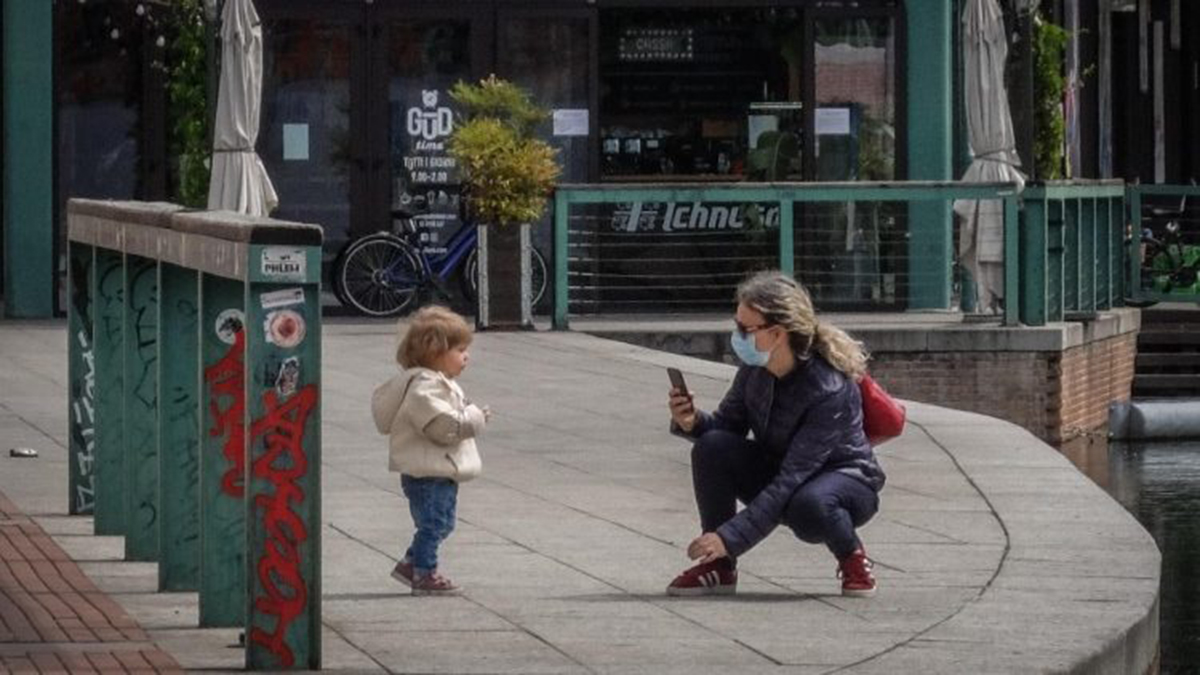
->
<box><xmin>214</xmin><ymin>309</ymin><xmax>245</xmax><ymax>345</ymax></box>
<box><xmin>266</xmin><ymin>309</ymin><xmax>306</xmax><ymax>349</ymax></box>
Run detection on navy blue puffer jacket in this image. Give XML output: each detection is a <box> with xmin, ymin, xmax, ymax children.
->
<box><xmin>675</xmin><ymin>355</ymin><xmax>885</xmax><ymax>558</ymax></box>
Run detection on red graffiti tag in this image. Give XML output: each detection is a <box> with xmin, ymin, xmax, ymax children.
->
<box><xmin>248</xmin><ymin>385</ymin><xmax>317</xmax><ymax>668</ymax></box>
<box><xmin>204</xmin><ymin>330</ymin><xmax>246</xmax><ymax>497</ymax></box>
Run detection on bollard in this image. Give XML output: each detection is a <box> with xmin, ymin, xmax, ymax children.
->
<box><xmin>68</xmin><ymin>200</ymin><xmax>323</xmax><ymax>670</ymax></box>
<box><xmin>158</xmin><ymin>261</ymin><xmax>201</xmax><ymax>591</ymax></box>
<box><xmin>199</xmin><ymin>272</ymin><xmax>247</xmax><ymax>627</ymax></box>
<box><xmin>92</xmin><ymin>245</ymin><xmax>126</xmax><ymax>536</ymax></box>
<box><xmin>244</xmin><ymin>241</ymin><xmax>323</xmax><ymax>670</ymax></box>
<box><xmin>68</xmin><ymin>241</ymin><xmax>96</xmax><ymax>515</ymax></box>
<box><xmin>123</xmin><ymin>252</ymin><xmax>160</xmax><ymax>561</ymax></box>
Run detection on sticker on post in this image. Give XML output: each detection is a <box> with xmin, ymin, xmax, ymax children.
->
<box><xmin>215</xmin><ymin>309</ymin><xmax>245</xmax><ymax>345</ymax></box>
<box><xmin>275</xmin><ymin>357</ymin><xmax>300</xmax><ymax>397</ymax></box>
<box><xmin>260</xmin><ymin>287</ymin><xmax>305</xmax><ymax>310</ymax></box>
<box><xmin>261</xmin><ymin>247</ymin><xmax>306</xmax><ymax>278</ymax></box>
<box><xmin>264</xmin><ymin>309</ymin><xmax>306</xmax><ymax>349</ymax></box>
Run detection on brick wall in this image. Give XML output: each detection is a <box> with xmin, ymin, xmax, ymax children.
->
<box><xmin>869</xmin><ymin>332</ymin><xmax>1137</xmax><ymax>444</ymax></box>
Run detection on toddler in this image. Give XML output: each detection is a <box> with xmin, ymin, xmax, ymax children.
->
<box><xmin>372</xmin><ymin>306</ymin><xmax>488</xmax><ymax>595</ymax></box>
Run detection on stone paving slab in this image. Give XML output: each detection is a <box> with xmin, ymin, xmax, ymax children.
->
<box><xmin>0</xmin><ymin>318</ymin><xmax>1161</xmax><ymax>674</ymax></box>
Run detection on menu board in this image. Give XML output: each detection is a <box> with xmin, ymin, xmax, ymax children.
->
<box><xmin>392</xmin><ymin>88</ymin><xmax>462</xmax><ymax>254</ymax></box>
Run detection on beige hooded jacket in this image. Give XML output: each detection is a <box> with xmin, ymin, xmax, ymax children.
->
<box><xmin>372</xmin><ymin>367</ymin><xmax>485</xmax><ymax>481</ymax></box>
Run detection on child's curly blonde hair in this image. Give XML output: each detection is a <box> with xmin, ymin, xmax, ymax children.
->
<box><xmin>396</xmin><ymin>306</ymin><xmax>473</xmax><ymax>369</ymax></box>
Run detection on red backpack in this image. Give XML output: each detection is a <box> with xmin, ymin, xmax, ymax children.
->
<box><xmin>859</xmin><ymin>374</ymin><xmax>906</xmax><ymax>445</ymax></box>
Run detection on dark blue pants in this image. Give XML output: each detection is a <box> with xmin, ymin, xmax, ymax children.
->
<box><xmin>691</xmin><ymin>430</ymin><xmax>878</xmax><ymax>560</ymax></box>
<box><xmin>401</xmin><ymin>475</ymin><xmax>458</xmax><ymax>573</ymax></box>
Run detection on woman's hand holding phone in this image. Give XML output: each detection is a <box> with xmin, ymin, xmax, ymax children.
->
<box><xmin>667</xmin><ymin>368</ymin><xmax>697</xmax><ymax>432</ymax></box>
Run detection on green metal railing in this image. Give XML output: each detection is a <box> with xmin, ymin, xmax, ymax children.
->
<box><xmin>67</xmin><ymin>200</ymin><xmax>323</xmax><ymax>670</ymax></box>
<box><xmin>553</xmin><ymin>181</ymin><xmax>1021</xmax><ymax>327</ymax></box>
<box><xmin>1128</xmin><ymin>183</ymin><xmax>1200</xmax><ymax>304</ymax></box>
<box><xmin>1018</xmin><ymin>181</ymin><xmax>1127</xmax><ymax>324</ymax></box>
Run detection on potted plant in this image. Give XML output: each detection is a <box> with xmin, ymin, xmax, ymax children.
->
<box><xmin>448</xmin><ymin>76</ymin><xmax>560</xmax><ymax>329</ymax></box>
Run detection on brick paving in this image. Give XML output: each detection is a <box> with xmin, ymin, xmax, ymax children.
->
<box><xmin>0</xmin><ymin>493</ymin><xmax>181</xmax><ymax>674</ymax></box>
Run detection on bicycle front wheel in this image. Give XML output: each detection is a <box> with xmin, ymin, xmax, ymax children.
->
<box><xmin>335</xmin><ymin>237</ymin><xmax>424</xmax><ymax>317</ymax></box>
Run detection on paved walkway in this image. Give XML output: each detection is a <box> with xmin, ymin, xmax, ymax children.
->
<box><xmin>0</xmin><ymin>492</ymin><xmax>181</xmax><ymax>673</ymax></box>
<box><xmin>0</xmin><ymin>318</ymin><xmax>1160</xmax><ymax>674</ymax></box>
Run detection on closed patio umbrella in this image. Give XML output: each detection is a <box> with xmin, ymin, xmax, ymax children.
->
<box><xmin>207</xmin><ymin>0</ymin><xmax>278</xmax><ymax>216</ymax></box>
<box><xmin>953</xmin><ymin>0</ymin><xmax>1024</xmax><ymax>315</ymax></box>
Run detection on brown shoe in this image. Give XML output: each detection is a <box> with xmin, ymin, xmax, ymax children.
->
<box><xmin>390</xmin><ymin>560</ymin><xmax>414</xmax><ymax>587</ymax></box>
<box><xmin>412</xmin><ymin>571</ymin><xmax>460</xmax><ymax>596</ymax></box>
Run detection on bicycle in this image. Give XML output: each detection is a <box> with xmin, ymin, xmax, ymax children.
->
<box><xmin>332</xmin><ymin>199</ymin><xmax>549</xmax><ymax>317</ymax></box>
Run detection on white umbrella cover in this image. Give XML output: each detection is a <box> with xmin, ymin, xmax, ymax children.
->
<box><xmin>207</xmin><ymin>0</ymin><xmax>278</xmax><ymax>216</ymax></box>
<box><xmin>953</xmin><ymin>0</ymin><xmax>1025</xmax><ymax>314</ymax></box>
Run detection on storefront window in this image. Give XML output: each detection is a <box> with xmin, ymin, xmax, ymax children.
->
<box><xmin>599</xmin><ymin>8</ymin><xmax>804</xmax><ymax>180</ymax></box>
<box><xmin>813</xmin><ymin>18</ymin><xmax>896</xmax><ymax>181</ymax></box>
<box><xmin>260</xmin><ymin>20</ymin><xmax>354</xmax><ymax>254</ymax></box>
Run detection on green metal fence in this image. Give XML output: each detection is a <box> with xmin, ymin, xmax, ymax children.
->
<box><xmin>67</xmin><ymin>200</ymin><xmax>323</xmax><ymax>671</ymax></box>
<box><xmin>1018</xmin><ymin>181</ymin><xmax>1128</xmax><ymax>325</ymax></box>
<box><xmin>552</xmin><ymin>181</ymin><xmax>1022</xmax><ymax>327</ymax></box>
<box><xmin>1128</xmin><ymin>183</ymin><xmax>1200</xmax><ymax>304</ymax></box>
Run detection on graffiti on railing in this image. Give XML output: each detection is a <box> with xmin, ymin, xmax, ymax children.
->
<box><xmin>71</xmin><ymin>328</ymin><xmax>96</xmax><ymax>512</ymax></box>
<box><xmin>129</xmin><ymin>260</ymin><xmax>159</xmax><ymax>535</ymax></box>
<box><xmin>248</xmin><ymin>384</ymin><xmax>318</xmax><ymax>668</ymax></box>
<box><xmin>69</xmin><ymin>251</ymin><xmax>96</xmax><ymax>514</ymax></box>
<box><xmin>205</xmin><ymin>330</ymin><xmax>246</xmax><ymax>497</ymax></box>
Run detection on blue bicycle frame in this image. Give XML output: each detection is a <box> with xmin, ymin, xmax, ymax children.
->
<box><xmin>417</xmin><ymin>222</ymin><xmax>477</xmax><ymax>282</ymax></box>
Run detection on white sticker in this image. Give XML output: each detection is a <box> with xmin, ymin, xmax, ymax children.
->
<box><xmin>214</xmin><ymin>308</ymin><xmax>245</xmax><ymax>345</ymax></box>
<box><xmin>264</xmin><ymin>309</ymin><xmax>306</xmax><ymax>349</ymax></box>
<box><xmin>260</xmin><ymin>287</ymin><xmax>305</xmax><ymax>310</ymax></box>
<box><xmin>261</xmin><ymin>247</ymin><xmax>306</xmax><ymax>278</ymax></box>
<box><xmin>552</xmin><ymin>109</ymin><xmax>589</xmax><ymax>137</ymax></box>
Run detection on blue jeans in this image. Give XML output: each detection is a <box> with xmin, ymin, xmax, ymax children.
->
<box><xmin>691</xmin><ymin>430</ymin><xmax>879</xmax><ymax>560</ymax></box>
<box><xmin>401</xmin><ymin>475</ymin><xmax>458</xmax><ymax>573</ymax></box>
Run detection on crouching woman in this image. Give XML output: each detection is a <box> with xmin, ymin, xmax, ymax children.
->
<box><xmin>667</xmin><ymin>271</ymin><xmax>885</xmax><ymax>597</ymax></box>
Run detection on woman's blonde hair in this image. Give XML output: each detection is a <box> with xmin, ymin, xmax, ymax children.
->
<box><xmin>736</xmin><ymin>270</ymin><xmax>868</xmax><ymax>379</ymax></box>
<box><xmin>396</xmin><ymin>305</ymin><xmax>473</xmax><ymax>369</ymax></box>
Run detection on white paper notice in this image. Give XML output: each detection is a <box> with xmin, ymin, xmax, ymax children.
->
<box><xmin>747</xmin><ymin>115</ymin><xmax>779</xmax><ymax>148</ymax></box>
<box><xmin>283</xmin><ymin>124</ymin><xmax>310</xmax><ymax>161</ymax></box>
<box><xmin>815</xmin><ymin>108</ymin><xmax>851</xmax><ymax>135</ymax></box>
<box><xmin>552</xmin><ymin>109</ymin><xmax>589</xmax><ymax>137</ymax></box>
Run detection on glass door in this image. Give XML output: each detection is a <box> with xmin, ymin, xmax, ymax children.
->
<box><xmin>259</xmin><ymin>3</ymin><xmax>365</xmax><ymax>262</ymax></box>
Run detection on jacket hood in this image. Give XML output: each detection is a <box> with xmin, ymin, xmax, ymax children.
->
<box><xmin>371</xmin><ymin>367</ymin><xmax>443</xmax><ymax>434</ymax></box>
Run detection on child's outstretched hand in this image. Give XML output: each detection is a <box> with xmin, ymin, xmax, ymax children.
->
<box><xmin>481</xmin><ymin>405</ymin><xmax>493</xmax><ymax>422</ymax></box>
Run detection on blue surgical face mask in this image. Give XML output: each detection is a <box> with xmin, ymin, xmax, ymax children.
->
<box><xmin>730</xmin><ymin>330</ymin><xmax>772</xmax><ymax>366</ymax></box>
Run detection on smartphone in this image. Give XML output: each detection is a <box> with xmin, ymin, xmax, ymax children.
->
<box><xmin>667</xmin><ymin>367</ymin><xmax>690</xmax><ymax>396</ymax></box>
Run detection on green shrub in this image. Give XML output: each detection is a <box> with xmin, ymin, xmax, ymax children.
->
<box><xmin>448</xmin><ymin>76</ymin><xmax>560</xmax><ymax>228</ymax></box>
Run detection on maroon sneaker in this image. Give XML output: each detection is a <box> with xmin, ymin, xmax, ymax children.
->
<box><xmin>666</xmin><ymin>559</ymin><xmax>737</xmax><ymax>596</ymax></box>
<box><xmin>838</xmin><ymin>548</ymin><xmax>877</xmax><ymax>597</ymax></box>
<box><xmin>390</xmin><ymin>560</ymin><xmax>414</xmax><ymax>587</ymax></box>
<box><xmin>411</xmin><ymin>571</ymin><xmax>460</xmax><ymax>596</ymax></box>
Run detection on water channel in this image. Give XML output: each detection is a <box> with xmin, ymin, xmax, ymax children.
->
<box><xmin>1059</xmin><ymin>437</ymin><xmax>1200</xmax><ymax>674</ymax></box>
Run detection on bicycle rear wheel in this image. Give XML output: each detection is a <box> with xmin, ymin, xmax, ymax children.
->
<box><xmin>463</xmin><ymin>247</ymin><xmax>548</xmax><ymax>308</ymax></box>
<box><xmin>335</xmin><ymin>236</ymin><xmax>424</xmax><ymax>317</ymax></box>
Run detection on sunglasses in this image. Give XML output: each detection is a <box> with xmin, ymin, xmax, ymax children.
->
<box><xmin>734</xmin><ymin>320</ymin><xmax>773</xmax><ymax>338</ymax></box>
